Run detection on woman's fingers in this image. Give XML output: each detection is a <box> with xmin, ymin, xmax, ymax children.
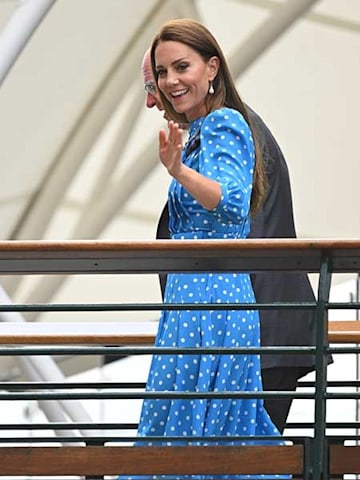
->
<box><xmin>168</xmin><ymin>121</ymin><xmax>183</xmax><ymax>146</ymax></box>
<box><xmin>159</xmin><ymin>121</ymin><xmax>183</xmax><ymax>173</ymax></box>
<box><xmin>159</xmin><ymin>129</ymin><xmax>167</xmax><ymax>150</ymax></box>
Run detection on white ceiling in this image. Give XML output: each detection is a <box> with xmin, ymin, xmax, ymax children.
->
<box><xmin>0</xmin><ymin>0</ymin><xmax>359</xmax><ymax>378</ymax></box>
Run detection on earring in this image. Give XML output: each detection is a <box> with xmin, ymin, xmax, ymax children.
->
<box><xmin>208</xmin><ymin>81</ymin><xmax>214</xmax><ymax>95</ymax></box>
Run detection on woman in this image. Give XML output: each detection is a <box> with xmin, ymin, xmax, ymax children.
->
<box><xmin>120</xmin><ymin>19</ymin><xmax>288</xmax><ymax>480</ymax></box>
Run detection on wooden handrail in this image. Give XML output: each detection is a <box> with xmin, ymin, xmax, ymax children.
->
<box><xmin>329</xmin><ymin>445</ymin><xmax>360</xmax><ymax>474</ymax></box>
<box><xmin>0</xmin><ymin>320</ymin><xmax>359</xmax><ymax>344</ymax></box>
<box><xmin>328</xmin><ymin>320</ymin><xmax>360</xmax><ymax>343</ymax></box>
<box><xmin>0</xmin><ymin>238</ymin><xmax>360</xmax><ymax>273</ymax></box>
<box><xmin>0</xmin><ymin>445</ymin><xmax>303</xmax><ymax>476</ymax></box>
<box><xmin>0</xmin><ymin>321</ymin><xmax>157</xmax><ymax>344</ymax></box>
<box><xmin>0</xmin><ymin>444</ymin><xmax>358</xmax><ymax>476</ymax></box>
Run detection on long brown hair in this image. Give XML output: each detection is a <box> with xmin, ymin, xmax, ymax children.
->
<box><xmin>150</xmin><ymin>18</ymin><xmax>266</xmax><ymax>216</ymax></box>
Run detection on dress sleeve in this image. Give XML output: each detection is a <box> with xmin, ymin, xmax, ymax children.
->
<box><xmin>199</xmin><ymin>108</ymin><xmax>255</xmax><ymax>223</ymax></box>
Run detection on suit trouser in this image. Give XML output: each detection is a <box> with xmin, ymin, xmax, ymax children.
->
<box><xmin>261</xmin><ymin>366</ymin><xmax>307</xmax><ymax>434</ymax></box>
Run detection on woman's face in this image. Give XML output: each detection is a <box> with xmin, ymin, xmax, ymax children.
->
<box><xmin>154</xmin><ymin>40</ymin><xmax>218</xmax><ymax>122</ymax></box>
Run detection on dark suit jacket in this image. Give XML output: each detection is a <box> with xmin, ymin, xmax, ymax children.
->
<box><xmin>156</xmin><ymin>105</ymin><xmax>320</xmax><ymax>376</ymax></box>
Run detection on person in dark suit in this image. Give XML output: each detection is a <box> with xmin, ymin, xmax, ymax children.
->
<box><xmin>142</xmin><ymin>49</ymin><xmax>321</xmax><ymax>433</ymax></box>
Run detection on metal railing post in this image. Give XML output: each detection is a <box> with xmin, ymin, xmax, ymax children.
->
<box><xmin>313</xmin><ymin>254</ymin><xmax>331</xmax><ymax>479</ymax></box>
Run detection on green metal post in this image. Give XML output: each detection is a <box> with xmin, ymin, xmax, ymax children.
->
<box><xmin>313</xmin><ymin>255</ymin><xmax>331</xmax><ymax>479</ymax></box>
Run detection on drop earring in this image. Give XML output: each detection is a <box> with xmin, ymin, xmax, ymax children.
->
<box><xmin>208</xmin><ymin>81</ymin><xmax>214</xmax><ymax>95</ymax></box>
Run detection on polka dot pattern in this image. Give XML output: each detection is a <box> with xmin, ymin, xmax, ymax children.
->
<box><xmin>118</xmin><ymin>108</ymin><xmax>288</xmax><ymax>480</ymax></box>
<box><xmin>168</xmin><ymin>108</ymin><xmax>255</xmax><ymax>238</ymax></box>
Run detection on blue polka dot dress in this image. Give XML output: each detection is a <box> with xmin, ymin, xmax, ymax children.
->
<box><xmin>118</xmin><ymin>108</ymin><xmax>288</xmax><ymax>480</ymax></box>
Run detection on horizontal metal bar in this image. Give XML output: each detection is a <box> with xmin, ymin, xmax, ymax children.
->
<box><xmin>1</xmin><ymin>421</ymin><xmax>357</xmax><ymax>431</ymax></box>
<box><xmin>0</xmin><ymin>422</ymin><xmax>139</xmax><ymax>430</ymax></box>
<box><xmin>325</xmin><ymin>392</ymin><xmax>360</xmax><ymax>399</ymax></box>
<box><xmin>0</xmin><ymin>391</ymin><xmax>317</xmax><ymax>401</ymax></box>
<box><xmin>328</xmin><ymin>346</ymin><xmax>360</xmax><ymax>353</ymax></box>
<box><xmin>0</xmin><ymin>434</ymin><xmax>297</xmax><ymax>444</ymax></box>
<box><xmin>0</xmin><ymin>300</ymin><xmax>358</xmax><ymax>312</ymax></box>
<box><xmin>0</xmin><ymin>301</ymin><xmax>318</xmax><ymax>312</ymax></box>
<box><xmin>0</xmin><ymin>381</ymin><xmax>147</xmax><ymax>390</ymax></box>
<box><xmin>0</xmin><ymin>345</ymin><xmax>316</xmax><ymax>355</ymax></box>
<box><xmin>288</xmin><ymin>422</ymin><xmax>360</xmax><ymax>429</ymax></box>
<box><xmin>5</xmin><ymin>380</ymin><xmax>357</xmax><ymax>391</ymax></box>
<box><xmin>299</xmin><ymin>381</ymin><xmax>360</xmax><ymax>387</ymax></box>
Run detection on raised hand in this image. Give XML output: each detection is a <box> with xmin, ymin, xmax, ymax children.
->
<box><xmin>159</xmin><ymin>121</ymin><xmax>184</xmax><ymax>177</ymax></box>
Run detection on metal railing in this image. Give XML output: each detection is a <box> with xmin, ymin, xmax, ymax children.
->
<box><xmin>0</xmin><ymin>238</ymin><xmax>360</xmax><ymax>478</ymax></box>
